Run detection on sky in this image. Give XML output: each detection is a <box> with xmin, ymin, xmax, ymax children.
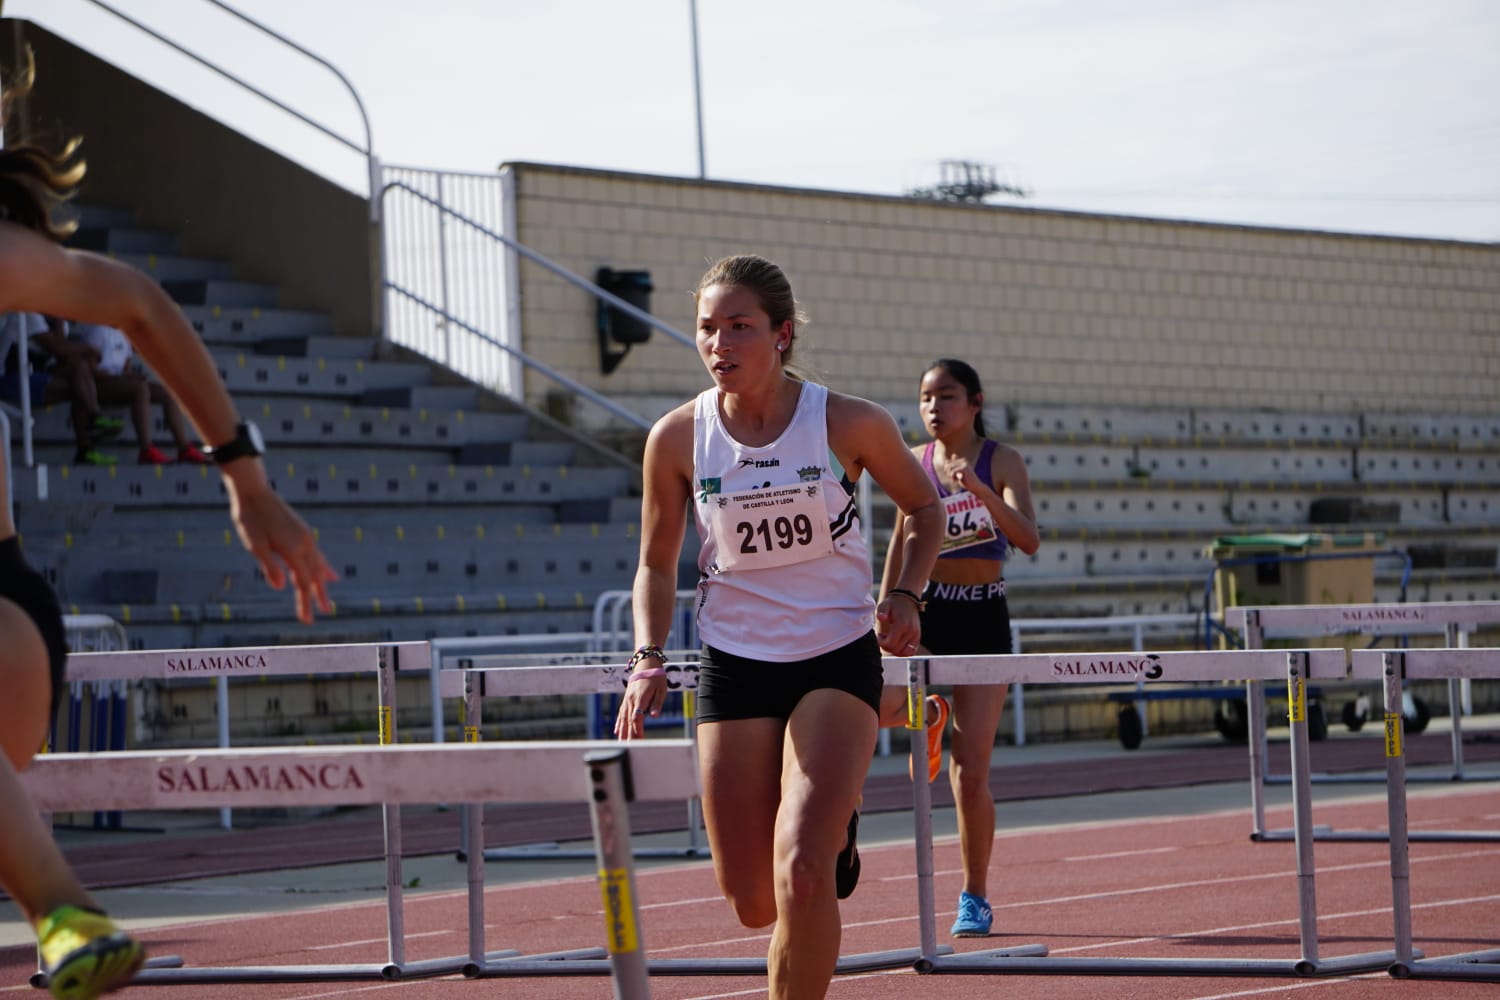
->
<box><xmin>8</xmin><ymin>0</ymin><xmax>1499</xmax><ymax>243</ymax></box>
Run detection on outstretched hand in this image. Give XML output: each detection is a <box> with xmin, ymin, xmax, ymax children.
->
<box><xmin>226</xmin><ymin>479</ymin><xmax>337</xmax><ymax>624</ymax></box>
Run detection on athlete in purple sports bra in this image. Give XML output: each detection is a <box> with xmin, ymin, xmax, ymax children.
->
<box><xmin>878</xmin><ymin>357</ymin><xmax>1040</xmax><ymax>938</ymax></box>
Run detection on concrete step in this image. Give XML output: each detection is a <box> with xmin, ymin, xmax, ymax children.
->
<box><xmin>251</xmin><ymin>335</ymin><xmax>375</xmax><ymax>360</ymax></box>
<box><xmin>360</xmin><ymin>385</ymin><xmax>480</xmax><ymax>410</ymax></box>
<box><xmin>19</xmin><ymin>397</ymin><xmax>529</xmax><ymax>450</ymax></box>
<box><xmin>69</xmin><ymin>226</ymin><xmax>178</xmax><ymax>255</ymax></box>
<box><xmin>63</xmin><ymin>203</ymin><xmax>136</xmax><ymax>229</ymax></box>
<box><xmin>111</xmin><ymin>252</ymin><xmax>235</xmax><ymax>283</ymax></box>
<box><xmin>207</xmin><ymin>348</ymin><xmax>432</xmax><ymax>397</ymax></box>
<box><xmin>11</xmin><ymin>461</ymin><xmax>632</xmax><ymax>509</ymax></box>
<box><xmin>182</xmin><ymin>306</ymin><xmax>334</xmax><ymax>342</ymax></box>
<box><xmin>164</xmin><ymin>279</ymin><xmax>279</xmax><ymax>309</ymax></box>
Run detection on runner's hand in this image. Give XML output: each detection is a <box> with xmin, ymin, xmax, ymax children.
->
<box><xmin>614</xmin><ymin>674</ymin><xmax>667</xmax><ymax>740</ymax></box>
<box><xmin>225</xmin><ymin>473</ymin><xmax>337</xmax><ymax>624</ymax></box>
<box><xmin>876</xmin><ymin>597</ymin><xmax>922</xmax><ymax>656</ymax></box>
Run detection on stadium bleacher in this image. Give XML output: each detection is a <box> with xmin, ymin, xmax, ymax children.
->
<box><xmin>9</xmin><ymin>203</ymin><xmax>650</xmax><ymax>656</ymax></box>
<box><xmin>870</xmin><ymin>401</ymin><xmax>1500</xmax><ymax>626</ymax></box>
<box><xmin>7</xmin><ymin>205</ymin><xmax>1497</xmax><ymax>738</ymax></box>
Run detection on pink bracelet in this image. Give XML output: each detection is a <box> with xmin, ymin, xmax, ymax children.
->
<box><xmin>629</xmin><ymin>666</ymin><xmax>667</xmax><ymax>681</ymax></box>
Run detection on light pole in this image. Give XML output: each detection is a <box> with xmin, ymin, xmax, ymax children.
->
<box><xmin>689</xmin><ymin>0</ymin><xmax>706</xmax><ymax>178</ymax></box>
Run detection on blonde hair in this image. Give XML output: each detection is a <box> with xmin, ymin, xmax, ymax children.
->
<box><xmin>1</xmin><ymin>47</ymin><xmax>85</xmax><ymax>241</ymax></box>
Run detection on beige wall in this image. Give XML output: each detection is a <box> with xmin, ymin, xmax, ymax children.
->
<box><xmin>7</xmin><ymin>20</ymin><xmax>376</xmax><ymax>338</ymax></box>
<box><xmin>506</xmin><ymin>162</ymin><xmax>1499</xmax><ymax>424</ymax></box>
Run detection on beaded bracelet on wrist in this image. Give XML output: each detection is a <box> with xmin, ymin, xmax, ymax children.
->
<box><xmin>886</xmin><ymin>588</ymin><xmax>927</xmax><ymax>612</ymax></box>
<box><xmin>627</xmin><ymin>644</ymin><xmax>666</xmax><ymax>671</ymax></box>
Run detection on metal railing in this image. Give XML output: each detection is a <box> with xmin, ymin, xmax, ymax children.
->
<box><xmin>78</xmin><ymin>0</ymin><xmax>379</xmax><ymax>215</ymax></box>
<box><xmin>380</xmin><ymin>177</ymin><xmax>694</xmax><ymax>430</ymax></box>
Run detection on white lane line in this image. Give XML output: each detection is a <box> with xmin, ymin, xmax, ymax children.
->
<box><xmin>303</xmin><ymin>929</ymin><xmax>452</xmax><ymax>951</ymax></box>
<box><xmin>1053</xmin><ymin>892</ymin><xmax>1500</xmax><ymax>956</ymax></box>
<box><xmin>1063</xmin><ymin>846</ymin><xmax>1183</xmax><ymax>862</ymax></box>
<box><xmin>1188</xmin><ymin>974</ymin><xmax>1386</xmax><ymax>999</ymax></box>
<box><xmin>655</xmin><ymin>846</ymin><xmax>1500</xmax><ymax>954</ymax></box>
<box><xmin>639</xmin><ymin>894</ymin><xmax>727</xmax><ymax>911</ymax></box>
<box><xmin>681</xmin><ymin>967</ymin><xmax>914</xmax><ymax>1000</ymax></box>
<box><xmin>677</xmin><ymin>987</ymin><xmax>771</xmax><ymax>1000</ymax></box>
<box><xmin>282</xmin><ymin>983</ymin><xmax>410</xmax><ymax>999</ymax></box>
<box><xmin>651</xmin><ymin>929</ymin><xmax>772</xmax><ymax>954</ymax></box>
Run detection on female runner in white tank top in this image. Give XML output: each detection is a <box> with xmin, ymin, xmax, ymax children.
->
<box><xmin>615</xmin><ymin>255</ymin><xmax>944</xmax><ymax>1000</ymax></box>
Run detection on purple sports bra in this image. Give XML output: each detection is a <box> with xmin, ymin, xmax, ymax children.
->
<box><xmin>923</xmin><ymin>439</ymin><xmax>1009</xmax><ymax>562</ymax></box>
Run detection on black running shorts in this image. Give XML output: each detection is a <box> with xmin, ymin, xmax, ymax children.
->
<box><xmin>0</xmin><ymin>535</ymin><xmax>68</xmax><ymax>719</ymax></box>
<box><xmin>919</xmin><ymin>580</ymin><xmax>1013</xmax><ymax>656</ymax></box>
<box><xmin>695</xmin><ymin>631</ymin><xmax>884</xmax><ymax>723</ymax></box>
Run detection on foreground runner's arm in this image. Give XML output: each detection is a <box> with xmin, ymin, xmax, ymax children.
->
<box><xmin>0</xmin><ymin>221</ymin><xmax>337</xmax><ymax>623</ymax></box>
<box><xmin>616</xmin><ymin>404</ymin><xmax>694</xmax><ymax>739</ymax></box>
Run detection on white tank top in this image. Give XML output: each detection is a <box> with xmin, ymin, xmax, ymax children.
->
<box><xmin>692</xmin><ymin>380</ymin><xmax>874</xmax><ymax>661</ymax></box>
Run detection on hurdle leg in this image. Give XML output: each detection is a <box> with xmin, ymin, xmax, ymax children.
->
<box><xmin>465</xmin><ymin>676</ymin><xmax>486</xmax><ymax>967</ymax></box>
<box><xmin>586</xmin><ymin>749</ymin><xmax>652</xmax><ymax>1000</ymax></box>
<box><xmin>683</xmin><ymin>691</ymin><xmax>709</xmax><ymax>858</ymax></box>
<box><xmin>1447</xmin><ymin>624</ymin><xmax>1466</xmax><ymax>780</ymax></box>
<box><xmin>1241</xmin><ymin>612</ymin><xmax>1272</xmax><ymax>840</ymax></box>
<box><xmin>378</xmin><ymin>647</ymin><xmax>406</xmax><ymax>974</ymax></box>
<box><xmin>1285</xmin><ymin>652</ymin><xmax>1319</xmax><ymax>971</ymax></box>
<box><xmin>1384</xmin><ymin>652</ymin><xmax>1417</xmax><ymax>973</ymax></box>
<box><xmin>216</xmin><ymin>676</ymin><xmax>232</xmax><ymax>830</ymax></box>
<box><xmin>906</xmin><ymin>660</ymin><xmax>941</xmax><ymax>966</ymax></box>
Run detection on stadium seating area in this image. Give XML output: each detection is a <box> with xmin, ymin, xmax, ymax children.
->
<box><xmin>882</xmin><ymin>400</ymin><xmax>1500</xmax><ymax>625</ymax></box>
<box><xmin>11</xmin><ymin>204</ymin><xmax>650</xmax><ymax>652</ymax></box>
<box><xmin>8</xmin><ymin>207</ymin><xmax>1499</xmax><ymax>663</ymax></box>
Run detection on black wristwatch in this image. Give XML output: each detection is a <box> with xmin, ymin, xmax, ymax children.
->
<box><xmin>207</xmin><ymin>420</ymin><xmax>266</xmax><ymax>465</ymax></box>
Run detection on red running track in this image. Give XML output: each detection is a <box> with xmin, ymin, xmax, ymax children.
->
<box><xmin>4</xmin><ymin>787</ymin><xmax>1497</xmax><ymax>999</ymax></box>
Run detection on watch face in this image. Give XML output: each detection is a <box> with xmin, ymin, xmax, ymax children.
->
<box><xmin>245</xmin><ymin>420</ymin><xmax>265</xmax><ymax>454</ymax></box>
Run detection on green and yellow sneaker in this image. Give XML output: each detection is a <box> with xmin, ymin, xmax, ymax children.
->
<box><xmin>38</xmin><ymin>906</ymin><xmax>143</xmax><ymax>1000</ymax></box>
<box><xmin>72</xmin><ymin>449</ymin><xmax>117</xmax><ymax>467</ymax></box>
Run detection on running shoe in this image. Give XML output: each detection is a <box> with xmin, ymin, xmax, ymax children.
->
<box><xmin>176</xmin><ymin>444</ymin><xmax>211</xmax><ymax>464</ymax></box>
<box><xmin>137</xmin><ymin>445</ymin><xmax>171</xmax><ymax>465</ymax></box>
<box><xmin>38</xmin><ymin>905</ymin><xmax>143</xmax><ymax>1000</ymax></box>
<box><xmin>834</xmin><ymin>808</ymin><xmax>860</xmax><ymax>899</ymax></box>
<box><xmin>950</xmin><ymin>890</ymin><xmax>993</xmax><ymax>938</ymax></box>
<box><xmin>85</xmin><ymin>415</ymin><xmax>124</xmax><ymax>441</ymax></box>
<box><xmin>72</xmin><ymin>449</ymin><xmax>117</xmax><ymax>467</ymax></box>
<box><xmin>909</xmin><ymin>693</ymin><xmax>951</xmax><ymax>783</ymax></box>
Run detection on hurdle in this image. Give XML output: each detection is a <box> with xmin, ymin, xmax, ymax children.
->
<box><xmin>65</xmin><ymin>639</ymin><xmax>432</xmax><ymax>832</ymax></box>
<box><xmin>425</xmin><ymin>644</ymin><xmax>713</xmax><ymax>861</ymax></box>
<box><xmin>1231</xmin><ymin>601</ymin><xmax>1500</xmax><ymax>843</ymax></box>
<box><xmin>902</xmin><ymin>647</ymin><xmax>1403</xmax><ymax>977</ymax></box>
<box><xmin>23</xmin><ymin>738</ymin><xmax>694</xmax><ymax>997</ymax></box>
<box><xmin>48</xmin><ymin>641</ymin><xmax>459</xmax><ymax>982</ymax></box>
<box><xmin>1351</xmin><ymin>648</ymin><xmax>1500</xmax><ymax>983</ymax></box>
<box><xmin>56</xmin><ymin>615</ymin><xmax>131</xmax><ymax>831</ymax></box>
<box><xmin>435</xmin><ymin>660</ymin><xmax>947</xmax><ymax>979</ymax></box>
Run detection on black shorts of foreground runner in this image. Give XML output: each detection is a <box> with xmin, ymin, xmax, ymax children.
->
<box><xmin>23</xmin><ymin>740</ymin><xmax>697</xmax><ymax>999</ymax></box>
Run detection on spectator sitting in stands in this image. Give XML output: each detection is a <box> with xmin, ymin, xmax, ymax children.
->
<box><xmin>1</xmin><ymin>310</ymin><xmax>124</xmax><ymax>465</ymax></box>
<box><xmin>69</xmin><ymin>320</ymin><xmax>210</xmax><ymax>464</ymax></box>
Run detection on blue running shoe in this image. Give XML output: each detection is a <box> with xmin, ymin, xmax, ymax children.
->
<box><xmin>950</xmin><ymin>891</ymin><xmax>993</xmax><ymax>938</ymax></box>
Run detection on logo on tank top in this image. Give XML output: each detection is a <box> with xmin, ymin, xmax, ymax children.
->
<box><xmin>697</xmin><ymin>478</ymin><xmax>721</xmax><ymax>502</ymax></box>
<box><xmin>737</xmin><ymin>457</ymin><xmax>780</xmax><ymax>469</ymax></box>
<box><xmin>798</xmin><ymin>466</ymin><xmax>822</xmax><ymax>481</ymax></box>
